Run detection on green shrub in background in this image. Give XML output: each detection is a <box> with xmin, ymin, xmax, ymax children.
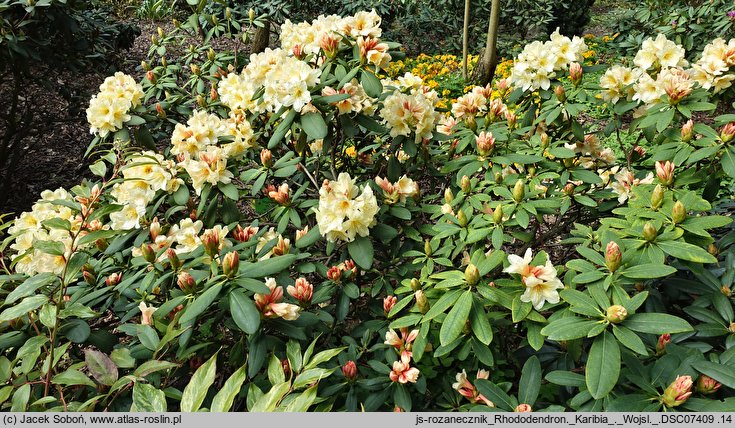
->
<box><xmin>615</xmin><ymin>0</ymin><xmax>735</xmax><ymax>59</ymax></box>
<box><xmin>1</xmin><ymin>8</ymin><xmax>735</xmax><ymax>412</ymax></box>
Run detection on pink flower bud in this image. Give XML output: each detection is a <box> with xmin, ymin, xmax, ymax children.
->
<box><xmin>605</xmin><ymin>241</ymin><xmax>622</xmax><ymax>272</ymax></box>
<box><xmin>720</xmin><ymin>122</ymin><xmax>735</xmax><ymax>143</ymax></box>
<box><xmin>149</xmin><ymin>217</ymin><xmax>161</xmax><ymax>240</ymax></box>
<box><xmin>177</xmin><ymin>271</ymin><xmax>197</xmax><ymax>293</ymax></box>
<box><xmin>475</xmin><ymin>131</ymin><xmax>496</xmax><ymax>156</ymax></box>
<box><xmin>327</xmin><ymin>266</ymin><xmax>342</xmax><ymax>283</ymax></box>
<box><xmin>696</xmin><ymin>375</ymin><xmax>721</xmax><ymax>395</ymax></box>
<box><xmin>287</xmin><ymin>277</ymin><xmax>313</xmax><ymax>304</ymax></box>
<box><xmin>672</xmin><ymin>201</ymin><xmax>686</xmax><ymax>224</ymax></box>
<box><xmin>201</xmin><ymin>229</ymin><xmax>220</xmax><ymax>257</ymax></box>
<box><xmin>342</xmin><ymin>360</ymin><xmax>358</xmax><ymax>381</ymax></box>
<box><xmin>383</xmin><ymin>295</ymin><xmax>397</xmax><ymax>316</ymax></box>
<box><xmin>166</xmin><ymin>248</ymin><xmax>181</xmax><ymax>271</ymax></box>
<box><xmin>105</xmin><ymin>272</ymin><xmax>122</xmax><ymax>287</ymax></box>
<box><xmin>570</xmin><ymin>62</ymin><xmax>583</xmax><ymax>86</ymax></box>
<box><xmin>515</xmin><ymin>404</ymin><xmax>532</xmax><ymax>412</ymax></box>
<box><xmin>655</xmin><ymin>161</ymin><xmax>675</xmax><ymax>186</ymax></box>
<box><xmin>260</xmin><ymin>149</ymin><xmax>273</xmax><ymax>168</ymax></box>
<box><xmin>554</xmin><ymin>85</ymin><xmax>566</xmax><ymax>102</ymax></box>
<box><xmin>141</xmin><ymin>244</ymin><xmax>156</xmax><ymax>263</ymax></box>
<box><xmin>656</xmin><ymin>333</ymin><xmax>671</xmax><ymax>354</ymax></box>
<box><xmin>606</xmin><ymin>305</ymin><xmax>628</xmax><ymax>323</ymax></box>
<box><xmin>232</xmin><ymin>224</ymin><xmax>258</xmax><ymax>242</ymax></box>
<box><xmin>681</xmin><ymin>120</ymin><xmax>693</xmax><ymax>142</ymax></box>
<box><xmin>295</xmin><ymin>226</ymin><xmax>309</xmax><ymax>242</ymax></box>
<box><xmin>662</xmin><ymin>375</ymin><xmax>693</xmax><ymax>407</ymax></box>
<box><xmin>222</xmin><ymin>251</ymin><xmax>239</xmax><ymax>278</ymax></box>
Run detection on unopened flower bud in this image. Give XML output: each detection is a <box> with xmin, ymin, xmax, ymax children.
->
<box><xmin>295</xmin><ymin>226</ymin><xmax>309</xmax><ymax>242</ymax></box>
<box><xmin>656</xmin><ymin>333</ymin><xmax>671</xmax><ymax>354</ymax></box>
<box><xmin>662</xmin><ymin>375</ymin><xmax>693</xmax><ymax>407</ymax></box>
<box><xmin>605</xmin><ymin>241</ymin><xmax>622</xmax><ymax>272</ymax></box>
<box><xmin>475</xmin><ymin>131</ymin><xmax>495</xmax><ymax>156</ymax></box>
<box><xmin>210</xmin><ymin>86</ymin><xmax>218</xmax><ymax>101</ymax></box>
<box><xmin>651</xmin><ymin>184</ymin><xmax>664</xmax><ymax>210</ymax></box>
<box><xmin>444</xmin><ymin>188</ymin><xmax>454</xmax><ymax>203</ymax></box>
<box><xmin>141</xmin><ymin>244</ymin><xmax>156</xmax><ymax>263</ymax></box>
<box><xmin>554</xmin><ymin>85</ymin><xmax>566</xmax><ymax>102</ymax></box>
<box><xmin>141</xmin><ymin>60</ymin><xmax>150</xmax><ymax>71</ymax></box>
<box><xmin>207</xmin><ymin>48</ymin><xmax>216</xmax><ymax>62</ymax></box>
<box><xmin>465</xmin><ymin>263</ymin><xmax>480</xmax><ymax>286</ymax></box>
<box><xmin>95</xmin><ymin>238</ymin><xmax>108</xmax><ymax>251</ymax></box>
<box><xmin>461</xmin><ymin>175</ymin><xmax>471</xmax><ymax>193</ymax></box>
<box><xmin>105</xmin><ymin>272</ymin><xmax>122</xmax><ymax>287</ymax></box>
<box><xmin>720</xmin><ymin>122</ymin><xmax>735</xmax><ymax>143</ymax></box>
<box><xmin>225</xmin><ymin>7</ymin><xmax>231</xmax><ymax>20</ymax></box>
<box><xmin>671</xmin><ymin>201</ymin><xmax>686</xmax><ymax>224</ymax></box>
<box><xmin>166</xmin><ymin>248</ymin><xmax>180</xmax><ymax>271</ymax></box>
<box><xmin>155</xmin><ymin>103</ymin><xmax>166</xmax><ymax>118</ymax></box>
<box><xmin>342</xmin><ymin>361</ymin><xmax>358</xmax><ymax>381</ymax></box>
<box><xmin>190</xmin><ymin>63</ymin><xmax>200</xmax><ymax>75</ymax></box>
<box><xmin>157</xmin><ymin>26</ymin><xmax>164</xmax><ymax>38</ymax></box>
<box><xmin>606</xmin><ymin>305</ymin><xmax>628</xmax><ymax>323</ymax></box>
<box><xmin>287</xmin><ymin>277</ymin><xmax>313</xmax><ymax>304</ymax></box>
<box><xmin>327</xmin><ymin>266</ymin><xmax>342</xmax><ymax>283</ymax></box>
<box><xmin>202</xmin><ymin>229</ymin><xmax>220</xmax><ymax>257</ymax></box>
<box><xmin>196</xmin><ymin>94</ymin><xmax>205</xmax><ymax>107</ymax></box>
<box><xmin>149</xmin><ymin>217</ymin><xmax>161</xmax><ymax>240</ymax></box>
<box><xmin>655</xmin><ymin>161</ymin><xmax>675</xmax><ymax>187</ymax></box>
<box><xmin>383</xmin><ymin>295</ymin><xmax>397</xmax><ymax>316</ymax></box>
<box><xmin>729</xmin><ymin>322</ymin><xmax>735</xmax><ymax>334</ymax></box>
<box><xmin>563</xmin><ymin>183</ymin><xmax>575</xmax><ymax>195</ymax></box>
<box><xmin>570</xmin><ymin>62</ymin><xmax>583</xmax><ymax>86</ymax></box>
<box><xmin>643</xmin><ymin>222</ymin><xmax>657</xmax><ymax>242</ymax></box>
<box><xmin>681</xmin><ymin>119</ymin><xmax>693</xmax><ymax>142</ymax></box>
<box><xmin>709</xmin><ymin>244</ymin><xmax>718</xmax><ymax>256</ymax></box>
<box><xmin>415</xmin><ymin>290</ymin><xmax>429</xmax><ymax>314</ymax></box>
<box><xmin>721</xmin><ymin>285</ymin><xmax>731</xmax><ymax>297</ymax></box>
<box><xmin>512</xmin><ymin>179</ymin><xmax>525</xmax><ymax>202</ymax></box>
<box><xmin>82</xmin><ymin>270</ymin><xmax>95</xmax><ymax>284</ymax></box>
<box><xmin>457</xmin><ymin>209</ymin><xmax>468</xmax><ymax>227</ymax></box>
<box><xmin>161</xmin><ymin>57</ymin><xmax>168</xmax><ymax>68</ymax></box>
<box><xmin>492</xmin><ymin>205</ymin><xmax>504</xmax><ymax>224</ymax></box>
<box><xmin>222</xmin><ymin>251</ymin><xmax>239</xmax><ymax>277</ymax></box>
<box><xmin>272</xmin><ymin>236</ymin><xmax>290</xmax><ymax>257</ymax></box>
<box><xmin>494</xmin><ymin>172</ymin><xmax>503</xmax><ymax>184</ymax></box>
<box><xmin>260</xmin><ymin>149</ymin><xmax>273</xmax><ymax>168</ymax></box>
<box><xmin>540</xmin><ymin>132</ymin><xmax>550</xmax><ymax>149</ymax></box>
<box><xmin>249</xmin><ymin>8</ymin><xmax>256</xmax><ymax>23</ymax></box>
<box><xmin>515</xmin><ymin>404</ymin><xmax>532</xmax><ymax>412</ymax></box>
<box><xmin>424</xmin><ymin>240</ymin><xmax>432</xmax><ymax>256</ymax></box>
<box><xmin>410</xmin><ymin>278</ymin><xmax>422</xmax><ymax>291</ymax></box>
<box><xmin>696</xmin><ymin>375</ymin><xmax>721</xmax><ymax>395</ymax></box>
<box><xmin>177</xmin><ymin>271</ymin><xmax>196</xmax><ymax>293</ymax></box>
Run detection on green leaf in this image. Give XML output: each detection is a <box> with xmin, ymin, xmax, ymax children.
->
<box><xmin>475</xmin><ymin>379</ymin><xmax>514</xmax><ymax>410</ymax></box>
<box><xmin>294</xmin><ymin>225</ymin><xmax>321</xmax><ymax>248</ymax></box>
<box><xmin>110</xmin><ymin>348</ymin><xmax>136</xmax><ymax>369</ymax></box>
<box><xmin>360</xmin><ymin>70</ymin><xmax>383</xmax><ymax>98</ymax></box>
<box><xmin>293</xmin><ymin>368</ymin><xmax>334</xmax><ymax>390</ymax></box>
<box><xmin>5</xmin><ymin>273</ymin><xmax>56</xmax><ymax>305</ymax></box>
<box><xmin>621</xmin><ymin>263</ymin><xmax>677</xmax><ymax>279</ymax></box>
<box><xmin>89</xmin><ymin>160</ymin><xmax>107</xmax><ymax>177</ymax></box>
<box><xmin>240</xmin><ymin>254</ymin><xmax>297</xmax><ymax>278</ymax></box>
<box><xmin>518</xmin><ymin>356</ymin><xmax>541</xmax><ymax>405</ymax></box>
<box><xmin>560</xmin><ymin>289</ymin><xmax>601</xmax><ymax>317</ymax></box>
<box><xmin>84</xmin><ymin>349</ymin><xmax>118</xmax><ymax>386</ymax></box>
<box><xmin>52</xmin><ymin>369</ymin><xmax>95</xmax><ymax>387</ymax></box>
<box><xmin>586</xmin><ymin>331</ymin><xmax>620</xmax><ymax>399</ymax></box>
<box><xmin>612</xmin><ymin>325</ymin><xmax>648</xmax><ymax>355</ymax></box>
<box><xmin>545</xmin><ymin>370</ymin><xmax>585</xmax><ymax>387</ymax></box>
<box><xmin>179</xmin><ymin>283</ymin><xmax>223</xmax><ymax>325</ymax></box>
<box><xmin>131</xmin><ymin>383</ymin><xmax>167</xmax><ymax>412</ymax></box>
<box><xmin>301</xmin><ymin>112</ymin><xmax>328</xmax><ymax>140</ymax></box>
<box><xmin>284</xmin><ymin>384</ymin><xmax>318</xmax><ymax>411</ymax></box>
<box><xmin>136</xmin><ymin>325</ymin><xmax>159</xmax><ymax>351</ymax></box>
<box><xmin>268</xmin><ymin>109</ymin><xmax>297</xmax><ymax>149</ymax></box>
<box><xmin>347</xmin><ymin>236</ymin><xmax>374</xmax><ymax>270</ymax></box>
<box><xmin>133</xmin><ymin>360</ymin><xmax>179</xmax><ymax>377</ymax></box>
<box><xmin>692</xmin><ymin>361</ymin><xmax>735</xmax><ymax>389</ymax></box>
<box><xmin>218</xmin><ymin>182</ymin><xmax>239</xmax><ymax>200</ymax></box>
<box><xmin>250</xmin><ymin>381</ymin><xmax>290</xmax><ymax>412</ymax></box>
<box><xmin>657</xmin><ymin>240</ymin><xmax>718</xmax><ymax>264</ymax></box>
<box><xmin>470</xmin><ymin>299</ymin><xmax>493</xmax><ymax>345</ymax></box>
<box><xmin>33</xmin><ymin>239</ymin><xmax>64</xmax><ymax>256</ymax></box>
<box><xmin>540</xmin><ymin>316</ymin><xmax>599</xmax><ymax>341</ymax></box>
<box><xmin>439</xmin><ymin>290</ymin><xmax>473</xmax><ymax>346</ymax></box>
<box><xmin>623</xmin><ymin>313</ymin><xmax>693</xmax><ymax>334</ymax></box>
<box><xmin>181</xmin><ymin>352</ymin><xmax>218</xmax><ymax>412</ymax></box>
<box><xmin>0</xmin><ymin>295</ymin><xmax>48</xmax><ymax>322</ymax></box>
<box><xmin>229</xmin><ymin>291</ymin><xmax>261</xmax><ymax>334</ymax></box>
<box><xmin>422</xmin><ymin>289</ymin><xmax>462</xmax><ymax>322</ymax></box>
<box><xmin>304</xmin><ymin>347</ymin><xmax>345</xmax><ymax>370</ymax></box>
<box><xmin>211</xmin><ymin>364</ymin><xmax>248</xmax><ymax>412</ymax></box>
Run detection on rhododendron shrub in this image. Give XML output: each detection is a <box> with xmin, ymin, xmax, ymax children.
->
<box><xmin>0</xmin><ymin>13</ymin><xmax>734</xmax><ymax>412</ymax></box>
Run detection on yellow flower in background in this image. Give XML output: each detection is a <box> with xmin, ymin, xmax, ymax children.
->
<box><xmin>345</xmin><ymin>146</ymin><xmax>357</xmax><ymax>158</ymax></box>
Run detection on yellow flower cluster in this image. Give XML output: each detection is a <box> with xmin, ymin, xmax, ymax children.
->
<box><xmin>314</xmin><ymin>173</ymin><xmax>379</xmax><ymax>243</ymax></box>
<box><xmin>86</xmin><ymin>72</ymin><xmax>143</xmax><ymax>137</ymax></box>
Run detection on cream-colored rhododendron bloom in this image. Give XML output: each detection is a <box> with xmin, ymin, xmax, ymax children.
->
<box><xmin>689</xmin><ymin>38</ymin><xmax>735</xmax><ymax>93</ymax></box>
<box><xmin>280</xmin><ymin>14</ymin><xmax>346</xmax><ymax>57</ymax></box>
<box><xmin>634</xmin><ymin>34</ymin><xmax>688</xmax><ymax>71</ymax></box>
<box><xmin>509</xmin><ymin>29</ymin><xmax>587</xmax><ymax>91</ymax></box>
<box><xmin>599</xmin><ymin>65</ymin><xmax>640</xmax><ymax>103</ymax></box>
<box><xmin>7</xmin><ymin>188</ymin><xmax>87</xmax><ymax>276</ymax></box>
<box><xmin>181</xmin><ymin>145</ymin><xmax>233</xmax><ymax>195</ymax></box>
<box><xmin>380</xmin><ymin>90</ymin><xmax>438</xmax><ymax>142</ymax></box>
<box><xmin>138</xmin><ymin>302</ymin><xmax>157</xmax><ymax>325</ymax></box>
<box><xmin>170</xmin><ymin>110</ymin><xmax>225</xmax><ymax>158</ymax></box>
<box><xmin>610</xmin><ymin>167</ymin><xmax>654</xmax><ymax>203</ymax></box>
<box><xmin>86</xmin><ymin>72</ymin><xmax>143</xmax><ymax>137</ymax></box>
<box><xmin>254</xmin><ymin>277</ymin><xmax>302</xmax><ymax>321</ymax></box>
<box><xmin>315</xmin><ymin>173</ymin><xmax>379</xmax><ymax>243</ymax></box>
<box><xmin>504</xmin><ymin>249</ymin><xmax>564</xmax><ymax>310</ymax></box>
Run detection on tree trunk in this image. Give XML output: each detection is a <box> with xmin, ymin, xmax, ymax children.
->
<box><xmin>462</xmin><ymin>0</ymin><xmax>471</xmax><ymax>80</ymax></box>
<box><xmin>472</xmin><ymin>0</ymin><xmax>501</xmax><ymax>86</ymax></box>
<box><xmin>251</xmin><ymin>21</ymin><xmax>270</xmax><ymax>54</ymax></box>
